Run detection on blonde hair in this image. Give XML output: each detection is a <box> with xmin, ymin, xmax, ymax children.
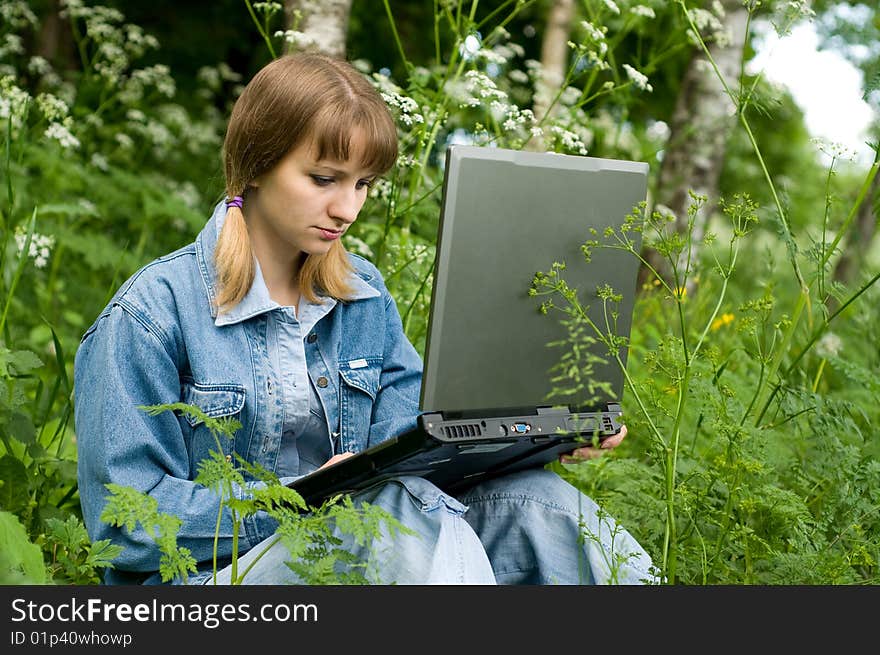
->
<box><xmin>215</xmin><ymin>53</ymin><xmax>398</xmax><ymax>312</ymax></box>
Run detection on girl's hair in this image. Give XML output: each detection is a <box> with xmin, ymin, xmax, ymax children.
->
<box><xmin>215</xmin><ymin>52</ymin><xmax>398</xmax><ymax>311</ymax></box>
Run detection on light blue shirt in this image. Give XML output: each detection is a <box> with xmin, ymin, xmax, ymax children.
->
<box><xmin>248</xmin><ymin>261</ymin><xmax>337</xmax><ymax>477</ymax></box>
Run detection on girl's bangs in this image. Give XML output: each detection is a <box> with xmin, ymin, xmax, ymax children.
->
<box><xmin>311</xmin><ymin>103</ymin><xmax>398</xmax><ymax>174</ymax></box>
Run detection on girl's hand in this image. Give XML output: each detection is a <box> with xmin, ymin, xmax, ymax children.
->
<box><xmin>319</xmin><ymin>452</ymin><xmax>356</xmax><ymax>469</ymax></box>
<box><xmin>559</xmin><ymin>424</ymin><xmax>628</xmax><ymax>464</ymax></box>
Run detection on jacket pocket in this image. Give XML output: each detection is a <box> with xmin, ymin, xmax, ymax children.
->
<box><xmin>179</xmin><ymin>381</ymin><xmax>246</xmax><ymax>471</ymax></box>
<box><xmin>180</xmin><ymin>381</ymin><xmax>246</xmax><ymax>427</ymax></box>
<box><xmin>338</xmin><ymin>357</ymin><xmax>382</xmax><ymax>451</ymax></box>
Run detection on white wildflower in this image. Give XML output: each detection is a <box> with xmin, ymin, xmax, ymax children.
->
<box><xmin>1</xmin><ymin>1</ymin><xmax>38</xmax><ymax>29</ymax></box>
<box><xmin>380</xmin><ymin>88</ymin><xmax>424</xmax><ymax>126</ymax></box>
<box><xmin>45</xmin><ymin>122</ymin><xmax>80</xmax><ymax>149</ymax></box>
<box><xmin>132</xmin><ymin>64</ymin><xmax>176</xmax><ymax>98</ymax></box>
<box><xmin>0</xmin><ymin>77</ymin><xmax>32</xmax><ymax>130</ymax></box>
<box><xmin>630</xmin><ymin>5</ymin><xmax>655</xmax><ymax>19</ymax></box>
<box><xmin>548</xmin><ymin>125</ymin><xmax>588</xmax><ymax>155</ymax></box>
<box><xmin>275</xmin><ymin>29</ymin><xmax>318</xmax><ymax>49</ymax></box>
<box><xmin>253</xmin><ymin>2</ymin><xmax>282</xmax><ymax>16</ymax></box>
<box><xmin>115</xmin><ymin>132</ymin><xmax>134</xmax><ymax>149</ymax></box>
<box><xmin>560</xmin><ymin>86</ymin><xmax>581</xmax><ymax>106</ymax></box>
<box><xmin>142</xmin><ymin>120</ymin><xmax>172</xmax><ymax>147</ymax></box>
<box><xmin>123</xmin><ymin>25</ymin><xmax>159</xmax><ymax>58</ymax></box>
<box><xmin>90</xmin><ymin>152</ymin><xmax>110</xmax><ymax>171</ymax></box>
<box><xmin>344</xmin><ymin>235</ymin><xmax>374</xmax><ymax>259</ymax></box>
<box><xmin>623</xmin><ymin>64</ymin><xmax>653</xmax><ymax>92</ymax></box>
<box><xmin>646</xmin><ymin>119</ymin><xmax>670</xmax><ymax>142</ymax></box>
<box><xmin>580</xmin><ymin>21</ymin><xmax>607</xmax><ymax>44</ymax></box>
<box><xmin>477</xmin><ymin>47</ymin><xmax>508</xmax><ymax>65</ymax></box>
<box><xmin>0</xmin><ymin>34</ymin><xmax>24</xmax><ymax>58</ymax></box>
<box><xmin>603</xmin><ymin>0</ymin><xmax>621</xmax><ymax>15</ymax></box>
<box><xmin>450</xmin><ymin>70</ymin><xmax>508</xmax><ymax>108</ymax></box>
<box><xmin>27</xmin><ymin>56</ymin><xmax>52</xmax><ymax>77</ymax></box>
<box><xmin>689</xmin><ymin>8</ymin><xmax>723</xmax><ymax>33</ymax></box>
<box><xmin>815</xmin><ymin>332</ymin><xmax>842</xmax><ymax>359</ymax></box>
<box><xmin>83</xmin><ymin>113</ymin><xmax>104</xmax><ymax>129</ymax></box>
<box><xmin>36</xmin><ymin>93</ymin><xmax>69</xmax><ymax>122</ymax></box>
<box><xmin>15</xmin><ymin>228</ymin><xmax>56</xmax><ymax>269</ymax></box>
<box><xmin>369</xmin><ymin>177</ymin><xmax>393</xmax><ymax>201</ymax></box>
<box><xmin>177</xmin><ymin>181</ymin><xmax>201</xmax><ymax>210</ymax></box>
<box><xmin>94</xmin><ymin>42</ymin><xmax>128</xmax><ymax>83</ymax></box>
<box><xmin>812</xmin><ymin>138</ymin><xmax>857</xmax><ymax>161</ymax></box>
<box><xmin>501</xmin><ymin>106</ymin><xmax>538</xmax><ymax>135</ymax></box>
<box><xmin>460</xmin><ymin>34</ymin><xmax>482</xmax><ymax>60</ymax></box>
<box><xmin>784</xmin><ymin>0</ymin><xmax>815</xmax><ymax>21</ymax></box>
<box><xmin>524</xmin><ymin>59</ymin><xmax>543</xmax><ymax>79</ymax></box>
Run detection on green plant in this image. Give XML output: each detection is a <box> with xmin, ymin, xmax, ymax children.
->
<box><xmin>533</xmin><ymin>1</ymin><xmax>880</xmax><ymax>584</ymax></box>
<box><xmin>101</xmin><ymin>403</ymin><xmax>414</xmax><ymax>584</ymax></box>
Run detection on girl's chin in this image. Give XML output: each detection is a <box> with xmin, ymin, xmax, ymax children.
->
<box><xmin>300</xmin><ymin>240</ymin><xmax>336</xmax><ymax>256</ymax></box>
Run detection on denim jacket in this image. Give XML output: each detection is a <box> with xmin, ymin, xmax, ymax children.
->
<box><xmin>74</xmin><ymin>202</ymin><xmax>423</xmax><ymax>584</ymax></box>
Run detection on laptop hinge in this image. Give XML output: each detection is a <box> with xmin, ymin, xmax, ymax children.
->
<box><xmin>427</xmin><ymin>402</ymin><xmax>620</xmax><ymax>421</ymax></box>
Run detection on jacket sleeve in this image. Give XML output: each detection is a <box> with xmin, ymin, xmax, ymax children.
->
<box><xmin>74</xmin><ymin>302</ymin><xmax>278</xmax><ymax>580</ymax></box>
<box><xmin>366</xmin><ymin>282</ymin><xmax>424</xmax><ymax>446</ymax></box>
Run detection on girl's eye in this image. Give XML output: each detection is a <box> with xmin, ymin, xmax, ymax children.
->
<box><xmin>311</xmin><ymin>175</ymin><xmax>334</xmax><ymax>186</ymax></box>
<box><xmin>357</xmin><ymin>179</ymin><xmax>375</xmax><ymax>190</ymax></box>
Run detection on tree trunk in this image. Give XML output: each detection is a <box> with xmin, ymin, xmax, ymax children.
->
<box><xmin>283</xmin><ymin>0</ymin><xmax>352</xmax><ymax>58</ymax></box>
<box><xmin>641</xmin><ymin>0</ymin><xmax>749</xmax><ymax>292</ymax></box>
<box><xmin>36</xmin><ymin>0</ymin><xmax>76</xmax><ymax>71</ymax></box>
<box><xmin>528</xmin><ymin>0</ymin><xmax>575</xmax><ymax>151</ymax></box>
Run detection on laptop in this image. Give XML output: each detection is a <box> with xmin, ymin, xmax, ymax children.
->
<box><xmin>289</xmin><ymin>144</ymin><xmax>648</xmax><ymax>508</ymax></box>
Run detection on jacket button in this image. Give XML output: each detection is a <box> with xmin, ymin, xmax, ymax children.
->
<box><xmin>316</xmin><ymin>376</ymin><xmax>329</xmax><ymax>388</ymax></box>
<box><xmin>307</xmin><ymin>333</ymin><xmax>317</xmax><ymax>343</ymax></box>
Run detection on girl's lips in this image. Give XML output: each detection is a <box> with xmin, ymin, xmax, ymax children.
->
<box><xmin>317</xmin><ymin>227</ymin><xmax>343</xmax><ymax>240</ymax></box>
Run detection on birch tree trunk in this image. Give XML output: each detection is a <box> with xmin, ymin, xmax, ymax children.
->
<box><xmin>283</xmin><ymin>0</ymin><xmax>352</xmax><ymax>58</ymax></box>
<box><xmin>642</xmin><ymin>0</ymin><xmax>750</xmax><ymax>291</ymax></box>
<box><xmin>528</xmin><ymin>0</ymin><xmax>576</xmax><ymax>151</ymax></box>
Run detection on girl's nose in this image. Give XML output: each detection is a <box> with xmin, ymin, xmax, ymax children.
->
<box><xmin>328</xmin><ymin>186</ymin><xmax>364</xmax><ymax>224</ymax></box>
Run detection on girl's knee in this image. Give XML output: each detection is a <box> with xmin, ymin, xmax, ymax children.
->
<box><xmin>460</xmin><ymin>467</ymin><xmax>591</xmax><ymax>514</ymax></box>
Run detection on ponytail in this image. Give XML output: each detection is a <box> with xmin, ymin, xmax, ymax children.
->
<box><xmin>213</xmin><ymin>200</ymin><xmax>255</xmax><ymax>313</ymax></box>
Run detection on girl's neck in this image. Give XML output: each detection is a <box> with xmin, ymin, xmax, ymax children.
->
<box><xmin>253</xmin><ymin>247</ymin><xmax>302</xmax><ymax>310</ymax></box>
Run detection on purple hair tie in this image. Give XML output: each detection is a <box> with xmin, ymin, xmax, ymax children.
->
<box><xmin>226</xmin><ymin>195</ymin><xmax>243</xmax><ymax>209</ymax></box>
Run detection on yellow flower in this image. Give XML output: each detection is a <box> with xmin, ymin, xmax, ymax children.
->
<box><xmin>711</xmin><ymin>312</ymin><xmax>735</xmax><ymax>331</ymax></box>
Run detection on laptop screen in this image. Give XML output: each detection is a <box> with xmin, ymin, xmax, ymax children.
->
<box><xmin>420</xmin><ymin>145</ymin><xmax>648</xmax><ymax>414</ymax></box>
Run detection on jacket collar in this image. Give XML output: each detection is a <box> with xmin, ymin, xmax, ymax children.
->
<box><xmin>195</xmin><ymin>200</ymin><xmax>380</xmax><ymax>327</ymax></box>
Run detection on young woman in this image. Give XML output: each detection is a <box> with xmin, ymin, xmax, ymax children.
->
<box><xmin>74</xmin><ymin>52</ymin><xmax>655</xmax><ymax>585</ymax></box>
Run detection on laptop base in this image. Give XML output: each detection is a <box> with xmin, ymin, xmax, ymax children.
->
<box><xmin>289</xmin><ymin>402</ymin><xmax>622</xmax><ymax>508</ymax></box>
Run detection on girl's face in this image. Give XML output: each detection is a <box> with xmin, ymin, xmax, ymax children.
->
<box><xmin>246</xmin><ymin>130</ymin><xmax>377</xmax><ymax>267</ymax></box>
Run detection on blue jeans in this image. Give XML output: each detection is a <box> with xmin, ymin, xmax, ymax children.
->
<box><xmin>202</xmin><ymin>468</ymin><xmax>656</xmax><ymax>585</ymax></box>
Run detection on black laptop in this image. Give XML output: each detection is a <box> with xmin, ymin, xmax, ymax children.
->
<box><xmin>289</xmin><ymin>144</ymin><xmax>648</xmax><ymax>507</ymax></box>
